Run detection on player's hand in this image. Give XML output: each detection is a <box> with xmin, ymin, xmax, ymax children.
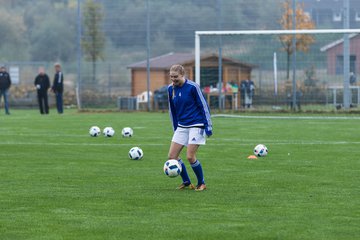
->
<box><xmin>205</xmin><ymin>129</ymin><xmax>212</xmax><ymax>137</ymax></box>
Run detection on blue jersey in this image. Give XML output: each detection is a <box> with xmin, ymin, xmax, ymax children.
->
<box><xmin>168</xmin><ymin>79</ymin><xmax>212</xmax><ymax>132</ymax></box>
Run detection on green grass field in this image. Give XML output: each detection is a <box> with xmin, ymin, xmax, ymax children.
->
<box><xmin>0</xmin><ymin>110</ymin><xmax>359</xmax><ymax>240</ymax></box>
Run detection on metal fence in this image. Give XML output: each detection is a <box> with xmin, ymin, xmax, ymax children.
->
<box><xmin>3</xmin><ymin>0</ymin><xmax>360</xmax><ymax>112</ymax></box>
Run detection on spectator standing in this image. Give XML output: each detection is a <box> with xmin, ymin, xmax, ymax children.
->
<box><xmin>350</xmin><ymin>72</ymin><xmax>357</xmax><ymax>85</ymax></box>
<box><xmin>240</xmin><ymin>80</ymin><xmax>247</xmax><ymax>108</ymax></box>
<box><xmin>0</xmin><ymin>65</ymin><xmax>11</xmax><ymax>115</ymax></box>
<box><xmin>244</xmin><ymin>79</ymin><xmax>255</xmax><ymax>108</ymax></box>
<box><xmin>34</xmin><ymin>67</ymin><xmax>50</xmax><ymax>114</ymax></box>
<box><xmin>52</xmin><ymin>63</ymin><xmax>64</xmax><ymax>114</ymax></box>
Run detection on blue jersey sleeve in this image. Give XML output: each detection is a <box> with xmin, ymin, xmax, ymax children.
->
<box><xmin>192</xmin><ymin>84</ymin><xmax>212</xmax><ymax>132</ymax></box>
<box><xmin>168</xmin><ymin>85</ymin><xmax>178</xmax><ymax>131</ymax></box>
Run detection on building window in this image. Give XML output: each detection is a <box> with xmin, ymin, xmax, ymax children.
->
<box><xmin>197</xmin><ymin>67</ymin><xmax>219</xmax><ymax>88</ymax></box>
<box><xmin>333</xmin><ymin>12</ymin><xmax>342</xmax><ymax>22</ymax></box>
<box><xmin>335</xmin><ymin>55</ymin><xmax>356</xmax><ymax>75</ymax></box>
<box><xmin>356</xmin><ymin>12</ymin><xmax>360</xmax><ymax>22</ymax></box>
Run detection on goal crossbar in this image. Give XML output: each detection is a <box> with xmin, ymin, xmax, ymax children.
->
<box><xmin>195</xmin><ymin>28</ymin><xmax>360</xmax><ymax>85</ymax></box>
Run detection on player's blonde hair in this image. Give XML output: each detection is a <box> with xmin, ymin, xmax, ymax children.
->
<box><xmin>170</xmin><ymin>64</ymin><xmax>185</xmax><ymax>76</ymax></box>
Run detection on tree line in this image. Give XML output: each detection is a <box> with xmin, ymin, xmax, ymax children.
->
<box><xmin>0</xmin><ymin>0</ymin><xmax>284</xmax><ymax>64</ymax></box>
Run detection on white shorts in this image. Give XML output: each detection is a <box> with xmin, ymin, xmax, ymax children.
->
<box><xmin>172</xmin><ymin>127</ymin><xmax>206</xmax><ymax>146</ymax></box>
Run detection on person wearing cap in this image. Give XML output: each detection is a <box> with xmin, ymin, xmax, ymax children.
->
<box><xmin>0</xmin><ymin>65</ymin><xmax>11</xmax><ymax>115</ymax></box>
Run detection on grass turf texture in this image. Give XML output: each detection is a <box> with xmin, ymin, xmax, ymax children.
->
<box><xmin>0</xmin><ymin>110</ymin><xmax>359</xmax><ymax>240</ymax></box>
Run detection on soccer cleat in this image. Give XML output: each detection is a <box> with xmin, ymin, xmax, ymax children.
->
<box><xmin>195</xmin><ymin>184</ymin><xmax>207</xmax><ymax>192</ymax></box>
<box><xmin>177</xmin><ymin>183</ymin><xmax>195</xmax><ymax>190</ymax></box>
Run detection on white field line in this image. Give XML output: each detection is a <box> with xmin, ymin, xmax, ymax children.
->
<box><xmin>208</xmin><ymin>140</ymin><xmax>360</xmax><ymax>145</ymax></box>
<box><xmin>0</xmin><ymin>142</ymin><xmax>165</xmax><ymax>147</ymax></box>
<box><xmin>0</xmin><ymin>139</ymin><xmax>359</xmax><ymax>147</ymax></box>
<box><xmin>212</xmin><ymin>114</ymin><xmax>360</xmax><ymax>120</ymax></box>
<box><xmin>0</xmin><ymin>133</ymin><xmax>167</xmax><ymax>138</ymax></box>
<box><xmin>218</xmin><ymin>141</ymin><xmax>360</xmax><ymax>145</ymax></box>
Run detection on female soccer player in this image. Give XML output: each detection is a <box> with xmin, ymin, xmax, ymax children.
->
<box><xmin>167</xmin><ymin>64</ymin><xmax>212</xmax><ymax>191</ymax></box>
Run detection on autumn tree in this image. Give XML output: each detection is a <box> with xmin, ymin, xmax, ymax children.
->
<box><xmin>279</xmin><ymin>1</ymin><xmax>315</xmax><ymax>79</ymax></box>
<box><xmin>82</xmin><ymin>0</ymin><xmax>105</xmax><ymax>84</ymax></box>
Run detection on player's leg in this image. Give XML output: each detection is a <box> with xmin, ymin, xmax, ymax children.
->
<box><xmin>187</xmin><ymin>128</ymin><xmax>207</xmax><ymax>191</ymax></box>
<box><xmin>38</xmin><ymin>93</ymin><xmax>44</xmax><ymax>114</ymax></box>
<box><xmin>0</xmin><ymin>91</ymin><xmax>3</xmax><ymax>112</ymax></box>
<box><xmin>55</xmin><ymin>92</ymin><xmax>60</xmax><ymax>113</ymax></box>
<box><xmin>4</xmin><ymin>90</ymin><xmax>10</xmax><ymax>114</ymax></box>
<box><xmin>187</xmin><ymin>144</ymin><xmax>205</xmax><ymax>190</ymax></box>
<box><xmin>168</xmin><ymin>141</ymin><xmax>193</xmax><ymax>189</ymax></box>
<box><xmin>168</xmin><ymin>141</ymin><xmax>183</xmax><ymax>160</ymax></box>
<box><xmin>56</xmin><ymin>92</ymin><xmax>63</xmax><ymax>114</ymax></box>
<box><xmin>185</xmin><ymin>144</ymin><xmax>198</xmax><ymax>164</ymax></box>
<box><xmin>56</xmin><ymin>92</ymin><xmax>64</xmax><ymax>114</ymax></box>
<box><xmin>168</xmin><ymin>128</ymin><xmax>193</xmax><ymax>189</ymax></box>
<box><xmin>59</xmin><ymin>93</ymin><xmax>63</xmax><ymax>113</ymax></box>
<box><xmin>44</xmin><ymin>93</ymin><xmax>49</xmax><ymax>114</ymax></box>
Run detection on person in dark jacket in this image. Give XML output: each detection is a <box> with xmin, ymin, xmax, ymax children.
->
<box><xmin>245</xmin><ymin>79</ymin><xmax>255</xmax><ymax>108</ymax></box>
<box><xmin>0</xmin><ymin>65</ymin><xmax>11</xmax><ymax>115</ymax></box>
<box><xmin>34</xmin><ymin>67</ymin><xmax>50</xmax><ymax>114</ymax></box>
<box><xmin>240</xmin><ymin>79</ymin><xmax>255</xmax><ymax>108</ymax></box>
<box><xmin>240</xmin><ymin>80</ymin><xmax>247</xmax><ymax>108</ymax></box>
<box><xmin>51</xmin><ymin>63</ymin><xmax>64</xmax><ymax>114</ymax></box>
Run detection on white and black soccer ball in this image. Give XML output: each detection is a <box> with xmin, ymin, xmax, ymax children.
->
<box><xmin>89</xmin><ymin>126</ymin><xmax>101</xmax><ymax>137</ymax></box>
<box><xmin>163</xmin><ymin>159</ymin><xmax>182</xmax><ymax>178</ymax></box>
<box><xmin>103</xmin><ymin>127</ymin><xmax>115</xmax><ymax>137</ymax></box>
<box><xmin>254</xmin><ymin>144</ymin><xmax>268</xmax><ymax>157</ymax></box>
<box><xmin>121</xmin><ymin>127</ymin><xmax>133</xmax><ymax>137</ymax></box>
<box><xmin>128</xmin><ymin>147</ymin><xmax>143</xmax><ymax>160</ymax></box>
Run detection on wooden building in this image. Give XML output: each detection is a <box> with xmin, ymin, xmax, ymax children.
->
<box><xmin>320</xmin><ymin>34</ymin><xmax>360</xmax><ymax>75</ymax></box>
<box><xmin>127</xmin><ymin>52</ymin><xmax>255</xmax><ymax>96</ymax></box>
<box><xmin>302</xmin><ymin>0</ymin><xmax>360</xmax><ymax>28</ymax></box>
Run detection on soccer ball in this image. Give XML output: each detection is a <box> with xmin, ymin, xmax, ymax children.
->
<box><xmin>103</xmin><ymin>127</ymin><xmax>115</xmax><ymax>137</ymax></box>
<box><xmin>122</xmin><ymin>127</ymin><xmax>133</xmax><ymax>137</ymax></box>
<box><xmin>89</xmin><ymin>126</ymin><xmax>101</xmax><ymax>137</ymax></box>
<box><xmin>254</xmin><ymin>144</ymin><xmax>268</xmax><ymax>157</ymax></box>
<box><xmin>163</xmin><ymin>159</ymin><xmax>182</xmax><ymax>178</ymax></box>
<box><xmin>128</xmin><ymin>147</ymin><xmax>143</xmax><ymax>160</ymax></box>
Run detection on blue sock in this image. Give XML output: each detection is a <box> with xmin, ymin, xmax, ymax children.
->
<box><xmin>178</xmin><ymin>159</ymin><xmax>191</xmax><ymax>185</ymax></box>
<box><xmin>191</xmin><ymin>160</ymin><xmax>205</xmax><ymax>186</ymax></box>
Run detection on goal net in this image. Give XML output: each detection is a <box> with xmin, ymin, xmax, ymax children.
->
<box><xmin>195</xmin><ymin>29</ymin><xmax>360</xmax><ymax>110</ymax></box>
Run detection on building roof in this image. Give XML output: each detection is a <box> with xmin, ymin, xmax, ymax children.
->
<box><xmin>320</xmin><ymin>33</ymin><xmax>359</xmax><ymax>52</ymax></box>
<box><xmin>127</xmin><ymin>52</ymin><xmax>255</xmax><ymax>69</ymax></box>
<box><xmin>127</xmin><ymin>52</ymin><xmax>194</xmax><ymax>69</ymax></box>
<box><xmin>302</xmin><ymin>0</ymin><xmax>360</xmax><ymax>10</ymax></box>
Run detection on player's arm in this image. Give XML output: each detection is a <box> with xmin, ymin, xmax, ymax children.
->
<box><xmin>168</xmin><ymin>86</ymin><xmax>178</xmax><ymax>131</ymax></box>
<box><xmin>193</xmin><ymin>85</ymin><xmax>212</xmax><ymax>137</ymax></box>
<box><xmin>45</xmin><ymin>75</ymin><xmax>50</xmax><ymax>90</ymax></box>
<box><xmin>52</xmin><ymin>74</ymin><xmax>58</xmax><ymax>92</ymax></box>
<box><xmin>7</xmin><ymin>73</ymin><xmax>11</xmax><ymax>88</ymax></box>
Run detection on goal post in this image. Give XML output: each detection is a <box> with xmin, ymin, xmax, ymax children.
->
<box><xmin>195</xmin><ymin>29</ymin><xmax>360</xmax><ymax>110</ymax></box>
